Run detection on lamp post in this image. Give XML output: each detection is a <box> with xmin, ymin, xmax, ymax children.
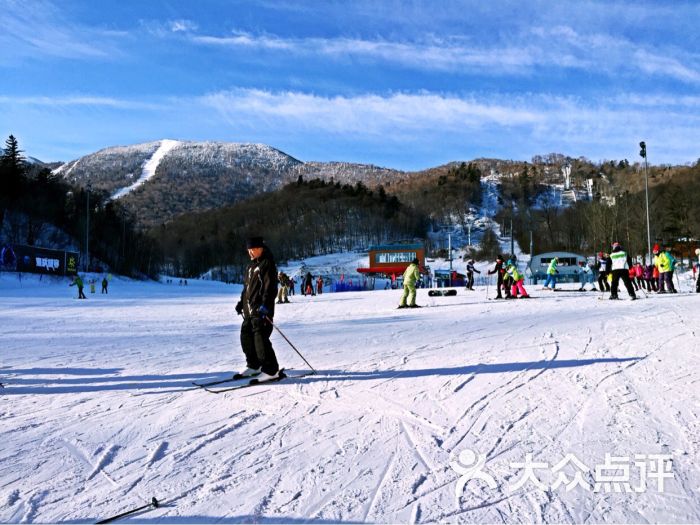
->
<box><xmin>85</xmin><ymin>181</ymin><xmax>91</xmax><ymax>271</ymax></box>
<box><xmin>639</xmin><ymin>142</ymin><xmax>652</xmax><ymax>264</ymax></box>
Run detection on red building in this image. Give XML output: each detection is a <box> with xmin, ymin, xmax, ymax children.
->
<box><xmin>357</xmin><ymin>244</ymin><xmax>425</xmax><ymax>280</ymax></box>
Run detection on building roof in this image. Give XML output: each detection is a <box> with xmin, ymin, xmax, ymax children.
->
<box><xmin>367</xmin><ymin>244</ymin><xmax>423</xmax><ymax>251</ymax></box>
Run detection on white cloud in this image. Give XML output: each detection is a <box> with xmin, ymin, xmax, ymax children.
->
<box><xmin>0</xmin><ymin>0</ymin><xmax>124</xmax><ymax>61</ymax></box>
<box><xmin>0</xmin><ymin>95</ymin><xmax>166</xmax><ymax>111</ymax></box>
<box><xmin>169</xmin><ymin>19</ymin><xmax>198</xmax><ymax>33</ymax></box>
<box><xmin>187</xmin><ymin>26</ymin><xmax>700</xmax><ymax>84</ymax></box>
<box><xmin>197</xmin><ymin>88</ymin><xmax>700</xmax><ymax>163</ymax></box>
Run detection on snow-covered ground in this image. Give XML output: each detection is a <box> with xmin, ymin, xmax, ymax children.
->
<box><xmin>2</xmin><ymin>271</ymin><xmax>700</xmax><ymax>523</ymax></box>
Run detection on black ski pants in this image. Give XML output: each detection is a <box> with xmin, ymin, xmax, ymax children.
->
<box><xmin>240</xmin><ymin>317</ymin><xmax>279</xmax><ymax>375</ymax></box>
<box><xmin>598</xmin><ymin>272</ymin><xmax>611</xmax><ymax>291</ymax></box>
<box><xmin>466</xmin><ymin>272</ymin><xmax>474</xmax><ymax>290</ymax></box>
<box><xmin>610</xmin><ymin>269</ymin><xmax>636</xmax><ymax>298</ymax></box>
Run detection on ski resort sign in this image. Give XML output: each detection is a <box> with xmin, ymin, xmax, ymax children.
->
<box><xmin>13</xmin><ymin>244</ymin><xmax>79</xmax><ymax>276</ymax></box>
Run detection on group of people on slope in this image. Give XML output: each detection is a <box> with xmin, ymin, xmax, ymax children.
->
<box><xmin>276</xmin><ymin>271</ymin><xmax>324</xmax><ymax>304</ymax></box>
<box><xmin>70</xmin><ymin>274</ymin><xmax>109</xmax><ymax>298</ymax></box>
<box><xmin>595</xmin><ymin>243</ymin><xmax>691</xmax><ymax>297</ymax></box>
<box><xmin>486</xmin><ymin>254</ymin><xmax>530</xmax><ymax>300</ymax></box>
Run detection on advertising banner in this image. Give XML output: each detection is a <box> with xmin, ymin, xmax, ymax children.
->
<box><xmin>13</xmin><ymin>245</ymin><xmax>80</xmax><ymax>276</ymax></box>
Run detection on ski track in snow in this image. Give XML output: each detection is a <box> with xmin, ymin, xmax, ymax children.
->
<box><xmin>111</xmin><ymin>139</ymin><xmax>180</xmax><ymax>200</ymax></box>
<box><xmin>1</xmin><ymin>271</ymin><xmax>700</xmax><ymax>522</ymax></box>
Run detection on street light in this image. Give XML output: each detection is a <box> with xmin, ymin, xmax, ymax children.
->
<box><xmin>86</xmin><ymin>181</ymin><xmax>91</xmax><ymax>271</ymax></box>
<box><xmin>639</xmin><ymin>142</ymin><xmax>652</xmax><ymax>264</ymax></box>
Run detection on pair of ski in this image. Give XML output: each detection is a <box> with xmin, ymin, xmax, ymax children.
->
<box><xmin>192</xmin><ymin>368</ymin><xmax>315</xmax><ymax>393</ymax></box>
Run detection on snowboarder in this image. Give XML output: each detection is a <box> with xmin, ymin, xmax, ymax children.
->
<box><xmin>101</xmin><ymin>277</ymin><xmax>108</xmax><ymax>294</ymax></box>
<box><xmin>487</xmin><ymin>254</ymin><xmax>507</xmax><ymax>299</ymax></box>
<box><xmin>609</xmin><ymin>242</ymin><xmax>637</xmax><ymax>300</ymax></box>
<box><xmin>465</xmin><ymin>259</ymin><xmax>480</xmax><ymax>290</ymax></box>
<box><xmin>70</xmin><ymin>274</ymin><xmax>87</xmax><ymax>299</ymax></box>
<box><xmin>398</xmin><ymin>258</ymin><xmax>421</xmax><ymax>309</ymax></box>
<box><xmin>505</xmin><ymin>259</ymin><xmax>529</xmax><ymax>298</ymax></box>
<box><xmin>543</xmin><ymin>256</ymin><xmax>559</xmax><ymax>290</ymax></box>
<box><xmin>234</xmin><ymin>236</ymin><xmax>281</xmax><ymax>382</ymax></box>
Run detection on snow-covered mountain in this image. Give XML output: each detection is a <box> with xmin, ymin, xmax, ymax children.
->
<box><xmin>52</xmin><ymin>140</ymin><xmax>410</xmax><ymax>226</ymax></box>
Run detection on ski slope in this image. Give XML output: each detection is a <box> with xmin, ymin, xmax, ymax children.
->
<box><xmin>111</xmin><ymin>139</ymin><xmax>180</xmax><ymax>200</ymax></box>
<box><xmin>1</xmin><ymin>272</ymin><xmax>700</xmax><ymax>523</ymax></box>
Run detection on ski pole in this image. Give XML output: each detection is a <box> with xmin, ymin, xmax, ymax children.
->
<box><xmin>96</xmin><ymin>497</ymin><xmax>159</xmax><ymax>524</ymax></box>
<box><xmin>264</xmin><ymin>316</ymin><xmax>316</xmax><ymax>374</ymax></box>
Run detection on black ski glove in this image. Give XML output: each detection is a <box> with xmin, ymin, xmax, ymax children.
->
<box><xmin>235</xmin><ymin>301</ymin><xmax>243</xmax><ymax>315</ymax></box>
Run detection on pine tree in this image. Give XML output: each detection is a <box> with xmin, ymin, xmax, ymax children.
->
<box><xmin>1</xmin><ymin>134</ymin><xmax>27</xmax><ymax>226</ymax></box>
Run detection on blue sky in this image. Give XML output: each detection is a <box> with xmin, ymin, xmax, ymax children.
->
<box><xmin>1</xmin><ymin>0</ymin><xmax>699</xmax><ymax>169</ymax></box>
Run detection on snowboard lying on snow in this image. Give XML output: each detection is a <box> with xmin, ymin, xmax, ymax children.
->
<box><xmin>428</xmin><ymin>289</ymin><xmax>458</xmax><ymax>297</ymax></box>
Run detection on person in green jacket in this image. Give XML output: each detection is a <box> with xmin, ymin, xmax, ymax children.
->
<box><xmin>653</xmin><ymin>244</ymin><xmax>672</xmax><ymax>293</ymax></box>
<box><xmin>70</xmin><ymin>274</ymin><xmax>87</xmax><ymax>299</ymax></box>
<box><xmin>543</xmin><ymin>256</ymin><xmax>559</xmax><ymax>290</ymax></box>
<box><xmin>505</xmin><ymin>259</ymin><xmax>530</xmax><ymax>298</ymax></box>
<box><xmin>398</xmin><ymin>258</ymin><xmax>421</xmax><ymax>309</ymax></box>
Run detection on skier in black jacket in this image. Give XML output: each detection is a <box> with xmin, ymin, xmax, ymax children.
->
<box><xmin>487</xmin><ymin>254</ymin><xmax>507</xmax><ymax>299</ymax></box>
<box><xmin>465</xmin><ymin>259</ymin><xmax>481</xmax><ymax>290</ymax></box>
<box><xmin>235</xmin><ymin>236</ymin><xmax>281</xmax><ymax>382</ymax></box>
<box><xmin>596</xmin><ymin>252</ymin><xmax>612</xmax><ymax>292</ymax></box>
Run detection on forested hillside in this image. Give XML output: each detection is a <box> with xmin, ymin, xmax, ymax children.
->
<box><xmin>0</xmin><ymin>136</ymin><xmax>156</xmax><ymax>276</ymax></box>
<box><xmin>154</xmin><ymin>177</ymin><xmax>427</xmax><ymax>278</ymax></box>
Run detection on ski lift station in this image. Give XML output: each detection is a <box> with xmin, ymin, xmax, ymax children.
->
<box><xmin>528</xmin><ymin>251</ymin><xmax>586</xmax><ymax>284</ymax></box>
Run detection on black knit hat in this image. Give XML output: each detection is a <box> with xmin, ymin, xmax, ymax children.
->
<box><xmin>246</xmin><ymin>236</ymin><xmax>265</xmax><ymax>249</ymax></box>
<box><xmin>412</xmin><ymin>258</ymin><xmax>419</xmax><ymax>265</ymax></box>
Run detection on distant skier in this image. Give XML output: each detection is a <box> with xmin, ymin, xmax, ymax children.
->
<box><xmin>487</xmin><ymin>254</ymin><xmax>507</xmax><ymax>299</ymax></box>
<box><xmin>70</xmin><ymin>274</ymin><xmax>87</xmax><ymax>299</ymax></box>
<box><xmin>304</xmin><ymin>272</ymin><xmax>315</xmax><ymax>296</ymax></box>
<box><xmin>633</xmin><ymin>261</ymin><xmax>645</xmax><ymax>290</ymax></box>
<box><xmin>505</xmin><ymin>259</ymin><xmax>529</xmax><ymax>299</ymax></box>
<box><xmin>276</xmin><ymin>272</ymin><xmax>290</xmax><ymax>304</ymax></box>
<box><xmin>665</xmin><ymin>247</ymin><xmax>678</xmax><ymax>293</ymax></box>
<box><xmin>316</xmin><ymin>276</ymin><xmax>324</xmax><ymax>295</ymax></box>
<box><xmin>596</xmin><ymin>252</ymin><xmax>612</xmax><ymax>292</ymax></box>
<box><xmin>465</xmin><ymin>259</ymin><xmax>480</xmax><ymax>290</ymax></box>
<box><xmin>234</xmin><ymin>236</ymin><xmax>281</xmax><ymax>382</ymax></box>
<box><xmin>101</xmin><ymin>277</ymin><xmax>109</xmax><ymax>294</ymax></box>
<box><xmin>398</xmin><ymin>258</ymin><xmax>421</xmax><ymax>309</ymax></box>
<box><xmin>653</xmin><ymin>244</ymin><xmax>672</xmax><ymax>293</ymax></box>
<box><xmin>543</xmin><ymin>256</ymin><xmax>559</xmax><ymax>290</ymax></box>
<box><xmin>644</xmin><ymin>263</ymin><xmax>657</xmax><ymax>292</ymax></box>
<box><xmin>695</xmin><ymin>248</ymin><xmax>700</xmax><ymax>293</ymax></box>
<box><xmin>609</xmin><ymin>242</ymin><xmax>637</xmax><ymax>300</ymax></box>
<box><xmin>577</xmin><ymin>260</ymin><xmax>596</xmax><ymax>291</ymax></box>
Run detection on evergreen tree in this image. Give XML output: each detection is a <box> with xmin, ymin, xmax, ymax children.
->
<box><xmin>1</xmin><ymin>134</ymin><xmax>27</xmax><ymax>227</ymax></box>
